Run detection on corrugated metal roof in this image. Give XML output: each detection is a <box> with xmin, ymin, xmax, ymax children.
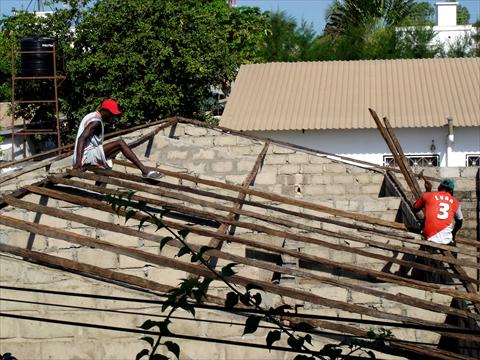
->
<box><xmin>220</xmin><ymin>58</ymin><xmax>480</xmax><ymax>131</ymax></box>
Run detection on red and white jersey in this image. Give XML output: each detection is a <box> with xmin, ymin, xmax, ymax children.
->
<box><xmin>413</xmin><ymin>191</ymin><xmax>462</xmax><ymax>244</ymax></box>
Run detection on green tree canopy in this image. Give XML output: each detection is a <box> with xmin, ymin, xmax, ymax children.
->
<box><xmin>316</xmin><ymin>0</ymin><xmax>442</xmax><ymax>61</ymax></box>
<box><xmin>457</xmin><ymin>4</ymin><xmax>471</xmax><ymax>25</ymax></box>
<box><xmin>0</xmin><ymin>0</ymin><xmax>269</xmax><ymax>129</ymax></box>
<box><xmin>259</xmin><ymin>10</ymin><xmax>316</xmax><ymax>62</ymax></box>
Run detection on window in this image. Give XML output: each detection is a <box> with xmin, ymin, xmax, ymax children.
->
<box><xmin>383</xmin><ymin>154</ymin><xmax>439</xmax><ymax>168</ymax></box>
<box><xmin>466</xmin><ymin>154</ymin><xmax>480</xmax><ymax>167</ymax></box>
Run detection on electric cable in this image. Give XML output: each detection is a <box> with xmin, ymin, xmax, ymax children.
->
<box><xmin>1</xmin><ymin>285</ymin><xmax>478</xmax><ymax>334</ymax></box>
<box><xmin>0</xmin><ymin>296</ymin><xmax>448</xmax><ymax>347</ymax></box>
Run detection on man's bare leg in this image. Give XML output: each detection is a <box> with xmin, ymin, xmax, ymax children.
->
<box><xmin>103</xmin><ymin>139</ymin><xmax>151</xmax><ymax>175</ymax></box>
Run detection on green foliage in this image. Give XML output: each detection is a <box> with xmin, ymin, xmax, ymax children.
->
<box><xmin>313</xmin><ymin>0</ymin><xmax>442</xmax><ymax>61</ymax></box>
<box><xmin>473</xmin><ymin>20</ymin><xmax>480</xmax><ymax>57</ymax></box>
<box><xmin>0</xmin><ymin>0</ymin><xmax>269</xmax><ymax>131</ymax></box>
<box><xmin>324</xmin><ymin>0</ymin><xmax>418</xmax><ymax>36</ymax></box>
<box><xmin>457</xmin><ymin>4</ymin><xmax>470</xmax><ymax>25</ymax></box>
<box><xmin>259</xmin><ymin>10</ymin><xmax>316</xmax><ymax>62</ymax></box>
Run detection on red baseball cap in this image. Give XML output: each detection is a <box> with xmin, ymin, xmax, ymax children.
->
<box><xmin>100</xmin><ymin>99</ymin><xmax>122</xmax><ymax>115</ymax></box>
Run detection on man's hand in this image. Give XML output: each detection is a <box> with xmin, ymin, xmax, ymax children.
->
<box><xmin>419</xmin><ymin>170</ymin><xmax>432</xmax><ymax>192</ymax></box>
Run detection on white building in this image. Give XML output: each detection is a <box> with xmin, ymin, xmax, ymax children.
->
<box><xmin>433</xmin><ymin>1</ymin><xmax>477</xmax><ymax>51</ymax></box>
<box><xmin>220</xmin><ymin>58</ymin><xmax>480</xmax><ymax>168</ymax></box>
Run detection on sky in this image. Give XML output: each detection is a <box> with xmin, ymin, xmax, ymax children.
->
<box><xmin>1</xmin><ymin>0</ymin><xmax>479</xmax><ymax>35</ymax></box>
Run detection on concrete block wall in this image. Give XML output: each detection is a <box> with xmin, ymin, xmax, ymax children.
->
<box><xmin>1</xmin><ymin>122</ymin><xmax>477</xmax><ymax>359</ymax></box>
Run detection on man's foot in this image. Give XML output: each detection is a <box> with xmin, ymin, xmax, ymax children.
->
<box><xmin>142</xmin><ymin>170</ymin><xmax>162</xmax><ymax>179</ymax></box>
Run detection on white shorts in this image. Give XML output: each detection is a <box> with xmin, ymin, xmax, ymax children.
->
<box><xmin>82</xmin><ymin>146</ymin><xmax>112</xmax><ymax>169</ymax></box>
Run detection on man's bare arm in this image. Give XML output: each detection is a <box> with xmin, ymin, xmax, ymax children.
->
<box><xmin>73</xmin><ymin>122</ymin><xmax>99</xmax><ymax>169</ymax></box>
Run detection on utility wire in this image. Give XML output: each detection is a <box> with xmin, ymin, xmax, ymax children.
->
<box><xmin>1</xmin><ymin>285</ymin><xmax>478</xmax><ymax>334</ymax></box>
<box><xmin>0</xmin><ymin>311</ymin><xmax>320</xmax><ymax>356</ymax></box>
<box><xmin>0</xmin><ymin>297</ymin><xmax>445</xmax><ymax>347</ymax></box>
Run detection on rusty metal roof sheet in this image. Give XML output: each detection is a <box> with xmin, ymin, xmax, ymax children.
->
<box><xmin>220</xmin><ymin>58</ymin><xmax>480</xmax><ymax>131</ymax></box>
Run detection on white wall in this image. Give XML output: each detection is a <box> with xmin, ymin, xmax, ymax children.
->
<box><xmin>254</xmin><ymin>127</ymin><xmax>480</xmax><ymax>167</ymax></box>
<box><xmin>432</xmin><ymin>1</ymin><xmax>476</xmax><ymax>51</ymax></box>
<box><xmin>436</xmin><ymin>1</ymin><xmax>458</xmax><ymax>27</ymax></box>
<box><xmin>0</xmin><ymin>134</ymin><xmax>35</xmax><ymax>162</ymax></box>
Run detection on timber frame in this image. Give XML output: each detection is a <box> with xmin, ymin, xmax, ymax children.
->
<box><xmin>0</xmin><ymin>116</ymin><xmax>479</xmax><ymax>360</ymax></box>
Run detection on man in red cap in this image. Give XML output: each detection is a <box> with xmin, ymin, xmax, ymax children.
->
<box><xmin>73</xmin><ymin>99</ymin><xmax>161</xmax><ymax>179</ymax></box>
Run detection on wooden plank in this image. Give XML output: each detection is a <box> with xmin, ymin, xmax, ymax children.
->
<box><xmin>95</xmin><ymin>164</ymin><xmax>407</xmax><ymax>231</ymax></box>
<box><xmin>48</xmin><ymin>174</ymin><xmax>480</xmax><ymax>260</ymax></box>
<box><xmin>23</xmin><ymin>185</ymin><xmax>480</xmax><ymax>302</ymax></box>
<box><xmin>1</xmin><ymin>246</ymin><xmax>471</xmax><ymax>360</ymax></box>
<box><xmin>0</xmin><ymin>213</ymin><xmax>472</xmax><ymax>331</ymax></box>
<box><xmin>444</xmin><ymin>250</ymin><xmax>480</xmax><ymax>314</ymax></box>
<box><xmin>0</xmin><ymin>178</ymin><xmax>48</xmax><ymax>210</ymax></box>
<box><xmin>372</xmin><ymin>111</ymin><xmax>480</xmax><ymax>312</ymax></box>
<box><xmin>301</xmin><ymin>319</ymin><xmax>476</xmax><ymax>360</ymax></box>
<box><xmin>368</xmin><ymin>109</ymin><xmax>420</xmax><ymax>199</ymax></box>
<box><xmin>383</xmin><ymin>116</ymin><xmax>422</xmax><ymax>198</ymax></box>
<box><xmin>8</xmin><ymin>193</ymin><xmax>480</xmax><ymax>324</ymax></box>
<box><xmin>47</xmin><ymin>175</ymin><xmax>480</xmax><ymax>272</ymax></box>
<box><xmin>0</xmin><ymin>119</ymin><xmax>176</xmax><ymax>185</ymax></box>
<box><xmin>207</xmin><ymin>141</ymin><xmax>270</xmax><ymax>265</ymax></box>
<box><xmin>0</xmin><ymin>153</ymin><xmax>70</xmax><ymax>185</ymax></box>
<box><xmin>0</xmin><ymin>242</ymin><xmax>225</xmax><ymax>306</ymax></box>
<box><xmin>76</xmin><ymin>166</ymin><xmax>416</xmax><ymax>242</ymax></box>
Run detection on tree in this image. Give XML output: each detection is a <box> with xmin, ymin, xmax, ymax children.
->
<box><xmin>0</xmin><ymin>0</ymin><xmax>269</xmax><ymax>131</ymax></box>
<box><xmin>457</xmin><ymin>4</ymin><xmax>470</xmax><ymax>25</ymax></box>
<box><xmin>259</xmin><ymin>10</ymin><xmax>316</xmax><ymax>62</ymax></box>
<box><xmin>324</xmin><ymin>0</ymin><xmax>418</xmax><ymax>36</ymax></box>
<box><xmin>316</xmin><ymin>0</ymin><xmax>441</xmax><ymax>61</ymax></box>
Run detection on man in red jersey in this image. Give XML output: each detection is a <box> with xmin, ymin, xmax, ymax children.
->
<box><xmin>413</xmin><ymin>178</ymin><xmax>463</xmax><ymax>245</ymax></box>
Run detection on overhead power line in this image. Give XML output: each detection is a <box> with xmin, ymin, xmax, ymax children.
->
<box><xmin>0</xmin><ymin>312</ymin><xmax>320</xmax><ymax>356</ymax></box>
<box><xmin>1</xmin><ymin>286</ymin><xmax>479</xmax><ymax>334</ymax></box>
<box><xmin>0</xmin><ymin>297</ymin><xmax>446</xmax><ymax>347</ymax></box>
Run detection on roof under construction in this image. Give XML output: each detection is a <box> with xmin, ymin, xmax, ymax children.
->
<box><xmin>220</xmin><ymin>58</ymin><xmax>480</xmax><ymax>131</ymax></box>
<box><xmin>0</xmin><ymin>117</ymin><xmax>479</xmax><ymax>359</ymax></box>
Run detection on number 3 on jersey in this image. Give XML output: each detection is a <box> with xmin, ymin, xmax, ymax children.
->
<box><xmin>437</xmin><ymin>202</ymin><xmax>450</xmax><ymax>219</ymax></box>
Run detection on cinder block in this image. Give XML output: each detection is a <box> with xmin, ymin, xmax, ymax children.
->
<box><xmin>311</xmin><ymin>286</ymin><xmax>349</xmax><ymax>302</ymax></box>
<box><xmin>184</xmin><ymin>126</ymin><xmax>208</xmax><ymax>136</ymax></box>
<box><xmin>270</xmin><ymin>145</ymin><xmax>295</xmax><ymax>154</ymax></box>
<box><xmin>213</xmin><ymin>136</ymin><xmax>237</xmax><ymax>146</ymax></box>
<box><xmin>323</xmin><ymin>163</ymin><xmax>347</xmax><ymax>173</ymax></box>
<box><xmin>301</xmin><ymin>164</ymin><xmax>325</xmax><ymax>174</ymax></box>
<box><xmin>361</xmin><ymin>184</ymin><xmax>381</xmax><ymax>194</ymax></box>
<box><xmin>264</xmin><ymin>154</ymin><xmax>289</xmax><ymax>165</ymax></box>
<box><xmin>308</xmin><ymin>155</ymin><xmax>330</xmax><ymax>164</ymax></box>
<box><xmin>225</xmin><ymin>174</ymin><xmax>245</xmax><ymax>184</ymax></box>
<box><xmin>192</xmin><ymin>137</ymin><xmax>214</xmax><ymax>147</ymax></box>
<box><xmin>187</xmin><ymin>162</ymin><xmax>207</xmax><ymax>174</ymax></box>
<box><xmin>324</xmin><ymin>184</ymin><xmax>346</xmax><ymax>195</ymax></box>
<box><xmin>148</xmin><ymin>267</ymin><xmax>188</xmax><ymax>287</ymax></box>
<box><xmin>438</xmin><ymin>167</ymin><xmax>460</xmax><ymax>178</ymax></box>
<box><xmin>236</xmin><ymin>136</ymin><xmax>255</xmax><ymax>146</ymax></box>
<box><xmin>211</xmin><ymin>161</ymin><xmax>234</xmax><ymax>173</ymax></box>
<box><xmin>237</xmin><ymin>160</ymin><xmax>257</xmax><ymax>172</ymax></box>
<box><xmin>77</xmin><ymin>248</ymin><xmax>118</xmax><ymax>268</ymax></box>
<box><xmin>277</xmin><ymin>164</ymin><xmax>300</xmax><ymax>175</ymax></box>
<box><xmin>254</xmin><ymin>172</ymin><xmax>277</xmax><ymax>185</ymax></box>
<box><xmin>287</xmin><ymin>153</ymin><xmax>310</xmax><ymax>164</ymax></box>
<box><xmin>332</xmin><ymin>175</ymin><xmax>355</xmax><ymax>185</ymax></box>
<box><xmin>192</xmin><ymin>149</ymin><xmax>216</xmax><ymax>160</ymax></box>
<box><xmin>167</xmin><ymin>150</ymin><xmax>189</xmax><ymax>160</ymax></box>
<box><xmin>118</xmin><ymin>255</ymin><xmax>147</xmax><ymax>269</ymax></box>
<box><xmin>362</xmin><ymin>201</ymin><xmax>388</xmax><ymax>212</ymax></box>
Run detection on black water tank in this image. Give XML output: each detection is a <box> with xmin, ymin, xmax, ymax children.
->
<box><xmin>20</xmin><ymin>36</ymin><xmax>54</xmax><ymax>77</ymax></box>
